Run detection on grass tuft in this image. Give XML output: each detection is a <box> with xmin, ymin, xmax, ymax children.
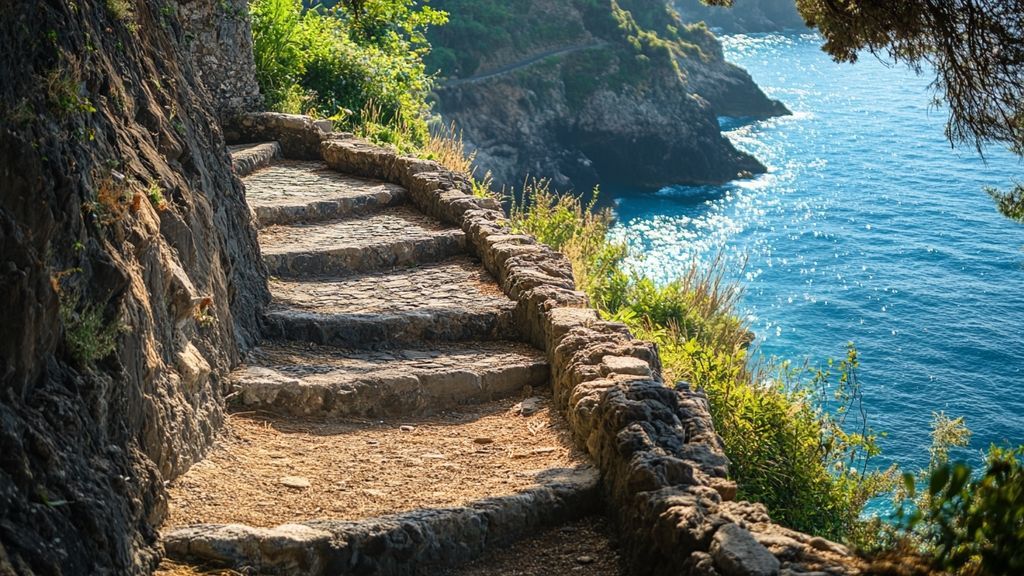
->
<box><xmin>58</xmin><ymin>290</ymin><xmax>119</xmax><ymax>366</ymax></box>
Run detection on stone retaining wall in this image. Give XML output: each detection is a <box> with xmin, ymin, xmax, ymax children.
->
<box><xmin>236</xmin><ymin>112</ymin><xmax>864</xmax><ymax>576</ymax></box>
<box><xmin>175</xmin><ymin>0</ymin><xmax>262</xmax><ymax>118</ymax></box>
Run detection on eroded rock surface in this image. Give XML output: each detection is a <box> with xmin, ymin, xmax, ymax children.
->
<box><xmin>0</xmin><ymin>1</ymin><xmax>267</xmax><ymax>573</ymax></box>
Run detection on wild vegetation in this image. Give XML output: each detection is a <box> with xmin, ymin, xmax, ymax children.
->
<box><xmin>890</xmin><ymin>415</ymin><xmax>1024</xmax><ymax>575</ymax></box>
<box><xmin>507</xmin><ymin>182</ymin><xmax>894</xmax><ymax>540</ymax></box>
<box><xmin>507</xmin><ymin>177</ymin><xmax>1024</xmax><ymax>569</ymax></box>
<box><xmin>249</xmin><ymin>0</ymin><xmax>446</xmax><ymax>146</ymax></box>
<box><xmin>425</xmin><ymin>0</ymin><xmax>715</xmax><ymax>91</ymax></box>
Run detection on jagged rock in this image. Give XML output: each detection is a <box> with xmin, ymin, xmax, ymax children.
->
<box><xmin>429</xmin><ymin>0</ymin><xmax>788</xmax><ymax>190</ymax></box>
<box><xmin>0</xmin><ymin>1</ymin><xmax>270</xmax><ymax>573</ymax></box>
<box><xmin>711</xmin><ymin>524</ymin><xmax>781</xmax><ymax>576</ymax></box>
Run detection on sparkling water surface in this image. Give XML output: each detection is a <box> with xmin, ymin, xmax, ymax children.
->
<box><xmin>609</xmin><ymin>33</ymin><xmax>1024</xmax><ymax>475</ymax></box>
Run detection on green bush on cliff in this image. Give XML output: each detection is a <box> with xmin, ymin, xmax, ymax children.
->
<box><xmin>250</xmin><ymin>0</ymin><xmax>445</xmax><ymax>144</ymax></box>
<box><xmin>509</xmin><ymin>183</ymin><xmax>895</xmax><ymax>541</ymax></box>
<box><xmin>891</xmin><ymin>416</ymin><xmax>1024</xmax><ymax>575</ymax></box>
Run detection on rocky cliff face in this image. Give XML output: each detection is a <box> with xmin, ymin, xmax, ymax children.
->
<box><xmin>0</xmin><ymin>1</ymin><xmax>266</xmax><ymax>573</ymax></box>
<box><xmin>429</xmin><ymin>0</ymin><xmax>788</xmax><ymax>191</ymax></box>
<box><xmin>674</xmin><ymin>0</ymin><xmax>808</xmax><ymax>33</ymax></box>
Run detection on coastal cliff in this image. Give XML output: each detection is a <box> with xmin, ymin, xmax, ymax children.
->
<box><xmin>428</xmin><ymin>0</ymin><xmax>788</xmax><ymax>191</ymax></box>
<box><xmin>0</xmin><ymin>1</ymin><xmax>266</xmax><ymax>572</ymax></box>
<box><xmin>673</xmin><ymin>0</ymin><xmax>807</xmax><ymax>33</ymax></box>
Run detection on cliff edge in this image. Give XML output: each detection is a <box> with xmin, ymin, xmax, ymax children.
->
<box><xmin>674</xmin><ymin>0</ymin><xmax>808</xmax><ymax>34</ymax></box>
<box><xmin>428</xmin><ymin>0</ymin><xmax>789</xmax><ymax>191</ymax></box>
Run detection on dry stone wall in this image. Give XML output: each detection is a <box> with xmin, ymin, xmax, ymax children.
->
<box><xmin>175</xmin><ymin>0</ymin><xmax>262</xmax><ymax>118</ymax></box>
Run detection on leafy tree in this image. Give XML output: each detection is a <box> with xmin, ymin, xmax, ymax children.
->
<box><xmin>704</xmin><ymin>0</ymin><xmax>1024</xmax><ymax>222</ymax></box>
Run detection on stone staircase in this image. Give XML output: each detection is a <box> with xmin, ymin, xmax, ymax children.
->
<box><xmin>158</xmin><ymin>143</ymin><xmax>620</xmax><ymax>574</ymax></box>
<box><xmin>163</xmin><ymin>121</ymin><xmax>866</xmax><ymax>576</ymax></box>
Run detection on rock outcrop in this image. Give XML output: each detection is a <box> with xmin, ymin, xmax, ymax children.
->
<box><xmin>429</xmin><ymin>0</ymin><xmax>789</xmax><ymax>191</ymax></box>
<box><xmin>0</xmin><ymin>1</ymin><xmax>266</xmax><ymax>573</ymax></box>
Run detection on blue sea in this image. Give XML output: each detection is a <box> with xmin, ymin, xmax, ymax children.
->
<box><xmin>610</xmin><ymin>33</ymin><xmax>1024</xmax><ymax>477</ymax></box>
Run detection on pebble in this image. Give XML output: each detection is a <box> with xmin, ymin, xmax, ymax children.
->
<box><xmin>473</xmin><ymin>437</ymin><xmax>494</xmax><ymax>444</ymax></box>
<box><xmin>511</xmin><ymin>396</ymin><xmax>543</xmax><ymax>417</ymax></box>
<box><xmin>400</xmin><ymin>425</ymin><xmax>415</xmax><ymax>432</ymax></box>
<box><xmin>279</xmin><ymin>476</ymin><xmax>311</xmax><ymax>489</ymax></box>
<box><xmin>576</xmin><ymin>555</ymin><xmax>595</xmax><ymax>565</ymax></box>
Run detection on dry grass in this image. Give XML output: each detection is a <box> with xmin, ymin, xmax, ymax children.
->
<box><xmin>424</xmin><ymin>121</ymin><xmax>475</xmax><ymax>175</ymax></box>
<box><xmin>166</xmin><ymin>392</ymin><xmax>588</xmax><ymax>528</ymax></box>
<box><xmin>154</xmin><ymin>561</ymin><xmax>243</xmax><ymax>576</ymax></box>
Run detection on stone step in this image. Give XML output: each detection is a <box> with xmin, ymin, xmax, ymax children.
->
<box><xmin>261</xmin><ymin>205</ymin><xmax>465</xmax><ymax>277</ymax></box>
<box><xmin>263</xmin><ymin>258</ymin><xmax>517</xmax><ymax>347</ymax></box>
<box><xmin>162</xmin><ymin>396</ymin><xmax>599</xmax><ymax>575</ymax></box>
<box><xmin>441</xmin><ymin>516</ymin><xmax>623</xmax><ymax>575</ymax></box>
<box><xmin>228</xmin><ymin>141</ymin><xmax>281</xmax><ymax>177</ymax></box>
<box><xmin>231</xmin><ymin>341</ymin><xmax>549</xmax><ymax>418</ymax></box>
<box><xmin>241</xmin><ymin>160</ymin><xmax>407</xmax><ymax>226</ymax></box>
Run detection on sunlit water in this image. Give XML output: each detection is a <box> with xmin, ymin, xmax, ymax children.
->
<box><xmin>610</xmin><ymin>33</ymin><xmax>1024</xmax><ymax>479</ymax></box>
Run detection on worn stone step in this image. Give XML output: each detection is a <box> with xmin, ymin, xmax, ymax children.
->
<box><xmin>231</xmin><ymin>341</ymin><xmax>549</xmax><ymax>418</ymax></box>
<box><xmin>228</xmin><ymin>141</ymin><xmax>281</xmax><ymax>177</ymax></box>
<box><xmin>263</xmin><ymin>258</ymin><xmax>517</xmax><ymax>346</ymax></box>
<box><xmin>241</xmin><ymin>160</ymin><xmax>407</xmax><ymax>226</ymax></box>
<box><xmin>261</xmin><ymin>205</ymin><xmax>465</xmax><ymax>277</ymax></box>
<box><xmin>162</xmin><ymin>396</ymin><xmax>599</xmax><ymax>575</ymax></box>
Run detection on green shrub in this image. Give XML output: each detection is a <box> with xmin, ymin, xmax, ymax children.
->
<box><xmin>509</xmin><ymin>180</ymin><xmax>629</xmax><ymax>303</ymax></box>
<box><xmin>59</xmin><ymin>291</ymin><xmax>119</xmax><ymax>366</ymax></box>
<box><xmin>895</xmin><ymin>415</ymin><xmax>1024</xmax><ymax>575</ymax></box>
<box><xmin>250</xmin><ymin>0</ymin><xmax>445</xmax><ymax>142</ymax></box>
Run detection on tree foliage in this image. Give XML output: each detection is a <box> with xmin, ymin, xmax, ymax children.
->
<box><xmin>250</xmin><ymin>0</ymin><xmax>446</xmax><ymax>143</ymax></box>
<box><xmin>705</xmin><ymin>0</ymin><xmax>1024</xmax><ymax>222</ymax></box>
